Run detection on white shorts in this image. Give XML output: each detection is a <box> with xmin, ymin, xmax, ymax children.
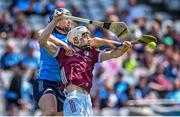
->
<box><xmin>63</xmin><ymin>91</ymin><xmax>92</xmax><ymax>116</ymax></box>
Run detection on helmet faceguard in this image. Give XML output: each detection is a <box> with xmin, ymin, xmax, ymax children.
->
<box><xmin>67</xmin><ymin>26</ymin><xmax>91</xmax><ymax>47</ymax></box>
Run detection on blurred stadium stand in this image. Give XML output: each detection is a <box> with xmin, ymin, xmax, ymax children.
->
<box><xmin>0</xmin><ymin>0</ymin><xmax>180</xmax><ymax>116</ymax></box>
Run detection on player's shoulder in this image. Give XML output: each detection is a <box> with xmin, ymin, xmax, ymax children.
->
<box><xmin>55</xmin><ymin>47</ymin><xmax>66</xmax><ymax>59</ymax></box>
<box><xmin>91</xmin><ymin>47</ymin><xmax>100</xmax><ymax>52</ymax></box>
<box><xmin>89</xmin><ymin>47</ymin><xmax>100</xmax><ymax>56</ymax></box>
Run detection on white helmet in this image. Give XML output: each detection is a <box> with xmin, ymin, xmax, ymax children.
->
<box><xmin>67</xmin><ymin>26</ymin><xmax>90</xmax><ymax>47</ymax></box>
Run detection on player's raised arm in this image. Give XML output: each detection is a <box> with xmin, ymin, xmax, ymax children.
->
<box><xmin>38</xmin><ymin>29</ymin><xmax>75</xmax><ymax>57</ymax></box>
<box><xmin>37</xmin><ymin>11</ymin><xmax>75</xmax><ymax>57</ymax></box>
<box><xmin>37</xmin><ymin>29</ymin><xmax>59</xmax><ymax>56</ymax></box>
<box><xmin>99</xmin><ymin>41</ymin><xmax>132</xmax><ymax>62</ymax></box>
<box><xmin>38</xmin><ymin>13</ymin><xmax>61</xmax><ymax>45</ymax></box>
<box><xmin>37</xmin><ymin>11</ymin><xmax>63</xmax><ymax>56</ymax></box>
<box><xmin>48</xmin><ymin>34</ymin><xmax>75</xmax><ymax>56</ymax></box>
<box><xmin>90</xmin><ymin>37</ymin><xmax>121</xmax><ymax>49</ymax></box>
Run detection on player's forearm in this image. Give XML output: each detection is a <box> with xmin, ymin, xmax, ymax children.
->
<box><xmin>90</xmin><ymin>38</ymin><xmax>106</xmax><ymax>47</ymax></box>
<box><xmin>99</xmin><ymin>45</ymin><xmax>129</xmax><ymax>62</ymax></box>
<box><xmin>90</xmin><ymin>37</ymin><xmax>105</xmax><ymax>47</ymax></box>
<box><xmin>90</xmin><ymin>37</ymin><xmax>120</xmax><ymax>48</ymax></box>
<box><xmin>38</xmin><ymin>19</ymin><xmax>57</xmax><ymax>45</ymax></box>
<box><xmin>48</xmin><ymin>35</ymin><xmax>69</xmax><ymax>49</ymax></box>
<box><xmin>110</xmin><ymin>46</ymin><xmax>129</xmax><ymax>58</ymax></box>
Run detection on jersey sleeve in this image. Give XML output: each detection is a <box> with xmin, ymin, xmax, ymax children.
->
<box><xmin>55</xmin><ymin>47</ymin><xmax>66</xmax><ymax>61</ymax></box>
<box><xmin>53</xmin><ymin>46</ymin><xmax>61</xmax><ymax>57</ymax></box>
<box><xmin>92</xmin><ymin>48</ymin><xmax>101</xmax><ymax>63</ymax></box>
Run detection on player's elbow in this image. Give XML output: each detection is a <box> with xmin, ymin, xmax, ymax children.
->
<box><xmin>37</xmin><ymin>34</ymin><xmax>46</xmax><ymax>45</ymax></box>
<box><xmin>38</xmin><ymin>37</ymin><xmax>45</xmax><ymax>46</ymax></box>
<box><xmin>37</xmin><ymin>31</ymin><xmax>47</xmax><ymax>46</ymax></box>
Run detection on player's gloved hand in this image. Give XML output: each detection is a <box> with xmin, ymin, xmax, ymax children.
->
<box><xmin>53</xmin><ymin>10</ymin><xmax>65</xmax><ymax>22</ymax></box>
<box><xmin>120</xmin><ymin>41</ymin><xmax>132</xmax><ymax>53</ymax></box>
<box><xmin>123</xmin><ymin>41</ymin><xmax>132</xmax><ymax>48</ymax></box>
<box><xmin>117</xmin><ymin>41</ymin><xmax>132</xmax><ymax>56</ymax></box>
<box><xmin>63</xmin><ymin>45</ymin><xmax>76</xmax><ymax>56</ymax></box>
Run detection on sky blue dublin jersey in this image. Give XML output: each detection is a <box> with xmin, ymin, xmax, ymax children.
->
<box><xmin>37</xmin><ymin>31</ymin><xmax>68</xmax><ymax>81</ymax></box>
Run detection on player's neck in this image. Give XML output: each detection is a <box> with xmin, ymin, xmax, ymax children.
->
<box><xmin>72</xmin><ymin>45</ymin><xmax>91</xmax><ymax>52</ymax></box>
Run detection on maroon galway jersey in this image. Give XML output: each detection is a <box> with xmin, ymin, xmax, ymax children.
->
<box><xmin>56</xmin><ymin>47</ymin><xmax>100</xmax><ymax>93</ymax></box>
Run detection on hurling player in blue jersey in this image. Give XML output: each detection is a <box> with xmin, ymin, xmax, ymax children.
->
<box><xmin>33</xmin><ymin>8</ymin><xmax>76</xmax><ymax>116</ymax></box>
<box><xmin>33</xmin><ymin>8</ymin><xmax>121</xmax><ymax>116</ymax></box>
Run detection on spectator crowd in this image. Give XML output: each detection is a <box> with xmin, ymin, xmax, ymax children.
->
<box><xmin>0</xmin><ymin>0</ymin><xmax>180</xmax><ymax>116</ymax></box>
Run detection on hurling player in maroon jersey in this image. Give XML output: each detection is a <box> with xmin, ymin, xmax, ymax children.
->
<box><xmin>38</xmin><ymin>26</ymin><xmax>131</xmax><ymax>116</ymax></box>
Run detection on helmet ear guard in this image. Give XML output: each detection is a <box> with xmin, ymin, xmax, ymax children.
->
<box><xmin>72</xmin><ymin>37</ymin><xmax>81</xmax><ymax>47</ymax></box>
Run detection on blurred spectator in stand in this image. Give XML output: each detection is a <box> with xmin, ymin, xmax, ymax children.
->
<box><xmin>28</xmin><ymin>0</ymin><xmax>46</xmax><ymax>15</ymax></box>
<box><xmin>163</xmin><ymin>56</ymin><xmax>179</xmax><ymax>82</ymax></box>
<box><xmin>27</xmin><ymin>30</ymin><xmax>39</xmax><ymax>53</ymax></box>
<box><xmin>45</xmin><ymin>0</ymin><xmax>56</xmax><ymax>14</ymax></box>
<box><xmin>5</xmin><ymin>64</ymin><xmax>23</xmax><ymax>116</ymax></box>
<box><xmin>13</xmin><ymin>14</ymin><xmax>30</xmax><ymax>40</ymax></box>
<box><xmin>0</xmin><ymin>41</ymin><xmax>21</xmax><ymax>70</ymax></box>
<box><xmin>70</xmin><ymin>3</ymin><xmax>83</xmax><ymax>17</ymax></box>
<box><xmin>123</xmin><ymin>50</ymin><xmax>137</xmax><ymax>74</ymax></box>
<box><xmin>124</xmin><ymin>0</ymin><xmax>142</xmax><ymax>20</ymax></box>
<box><xmin>92</xmin><ymin>65</ymin><xmax>113</xmax><ymax>110</ymax></box>
<box><xmin>98</xmin><ymin>84</ymin><xmax>108</xmax><ymax>109</ymax></box>
<box><xmin>10</xmin><ymin>0</ymin><xmax>31</xmax><ymax>15</ymax></box>
<box><xmin>114</xmin><ymin>72</ymin><xmax>128</xmax><ymax>107</ymax></box>
<box><xmin>19</xmin><ymin>68</ymin><xmax>34</xmax><ymax>116</ymax></box>
<box><xmin>0</xmin><ymin>10</ymin><xmax>13</xmax><ymax>40</ymax></box>
<box><xmin>106</xmin><ymin>5</ymin><xmax>118</xmax><ymax>20</ymax></box>
<box><xmin>106</xmin><ymin>84</ymin><xmax>118</xmax><ymax>108</ymax></box>
<box><xmin>149</xmin><ymin>64</ymin><xmax>171</xmax><ymax>98</ymax></box>
<box><xmin>5</xmin><ymin>63</ymin><xmax>34</xmax><ymax>116</ymax></box>
<box><xmin>119</xmin><ymin>9</ymin><xmax>133</xmax><ymax>25</ymax></box>
<box><xmin>56</xmin><ymin>0</ymin><xmax>66</xmax><ymax>8</ymax></box>
<box><xmin>162</xmin><ymin>20</ymin><xmax>180</xmax><ymax>49</ymax></box>
<box><xmin>148</xmin><ymin>20</ymin><xmax>161</xmax><ymax>40</ymax></box>
<box><xmin>136</xmin><ymin>50</ymin><xmax>156</xmax><ymax>76</ymax></box>
<box><xmin>91</xmin><ymin>65</ymin><xmax>105</xmax><ymax>108</ymax></box>
<box><xmin>99</xmin><ymin>79</ymin><xmax>117</xmax><ymax>109</ymax></box>
<box><xmin>128</xmin><ymin>16</ymin><xmax>147</xmax><ymax>41</ymax></box>
<box><xmin>21</xmin><ymin>46</ymin><xmax>39</xmax><ymax>71</ymax></box>
<box><xmin>126</xmin><ymin>85</ymin><xmax>137</xmax><ymax>100</ymax></box>
<box><xmin>135</xmin><ymin>75</ymin><xmax>152</xmax><ymax>99</ymax></box>
<box><xmin>166</xmin><ymin>78</ymin><xmax>180</xmax><ymax>105</ymax></box>
<box><xmin>26</xmin><ymin>30</ymin><xmax>40</xmax><ymax>64</ymax></box>
<box><xmin>0</xmin><ymin>0</ymin><xmax>179</xmax><ymax>116</ymax></box>
<box><xmin>134</xmin><ymin>17</ymin><xmax>147</xmax><ymax>34</ymax></box>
